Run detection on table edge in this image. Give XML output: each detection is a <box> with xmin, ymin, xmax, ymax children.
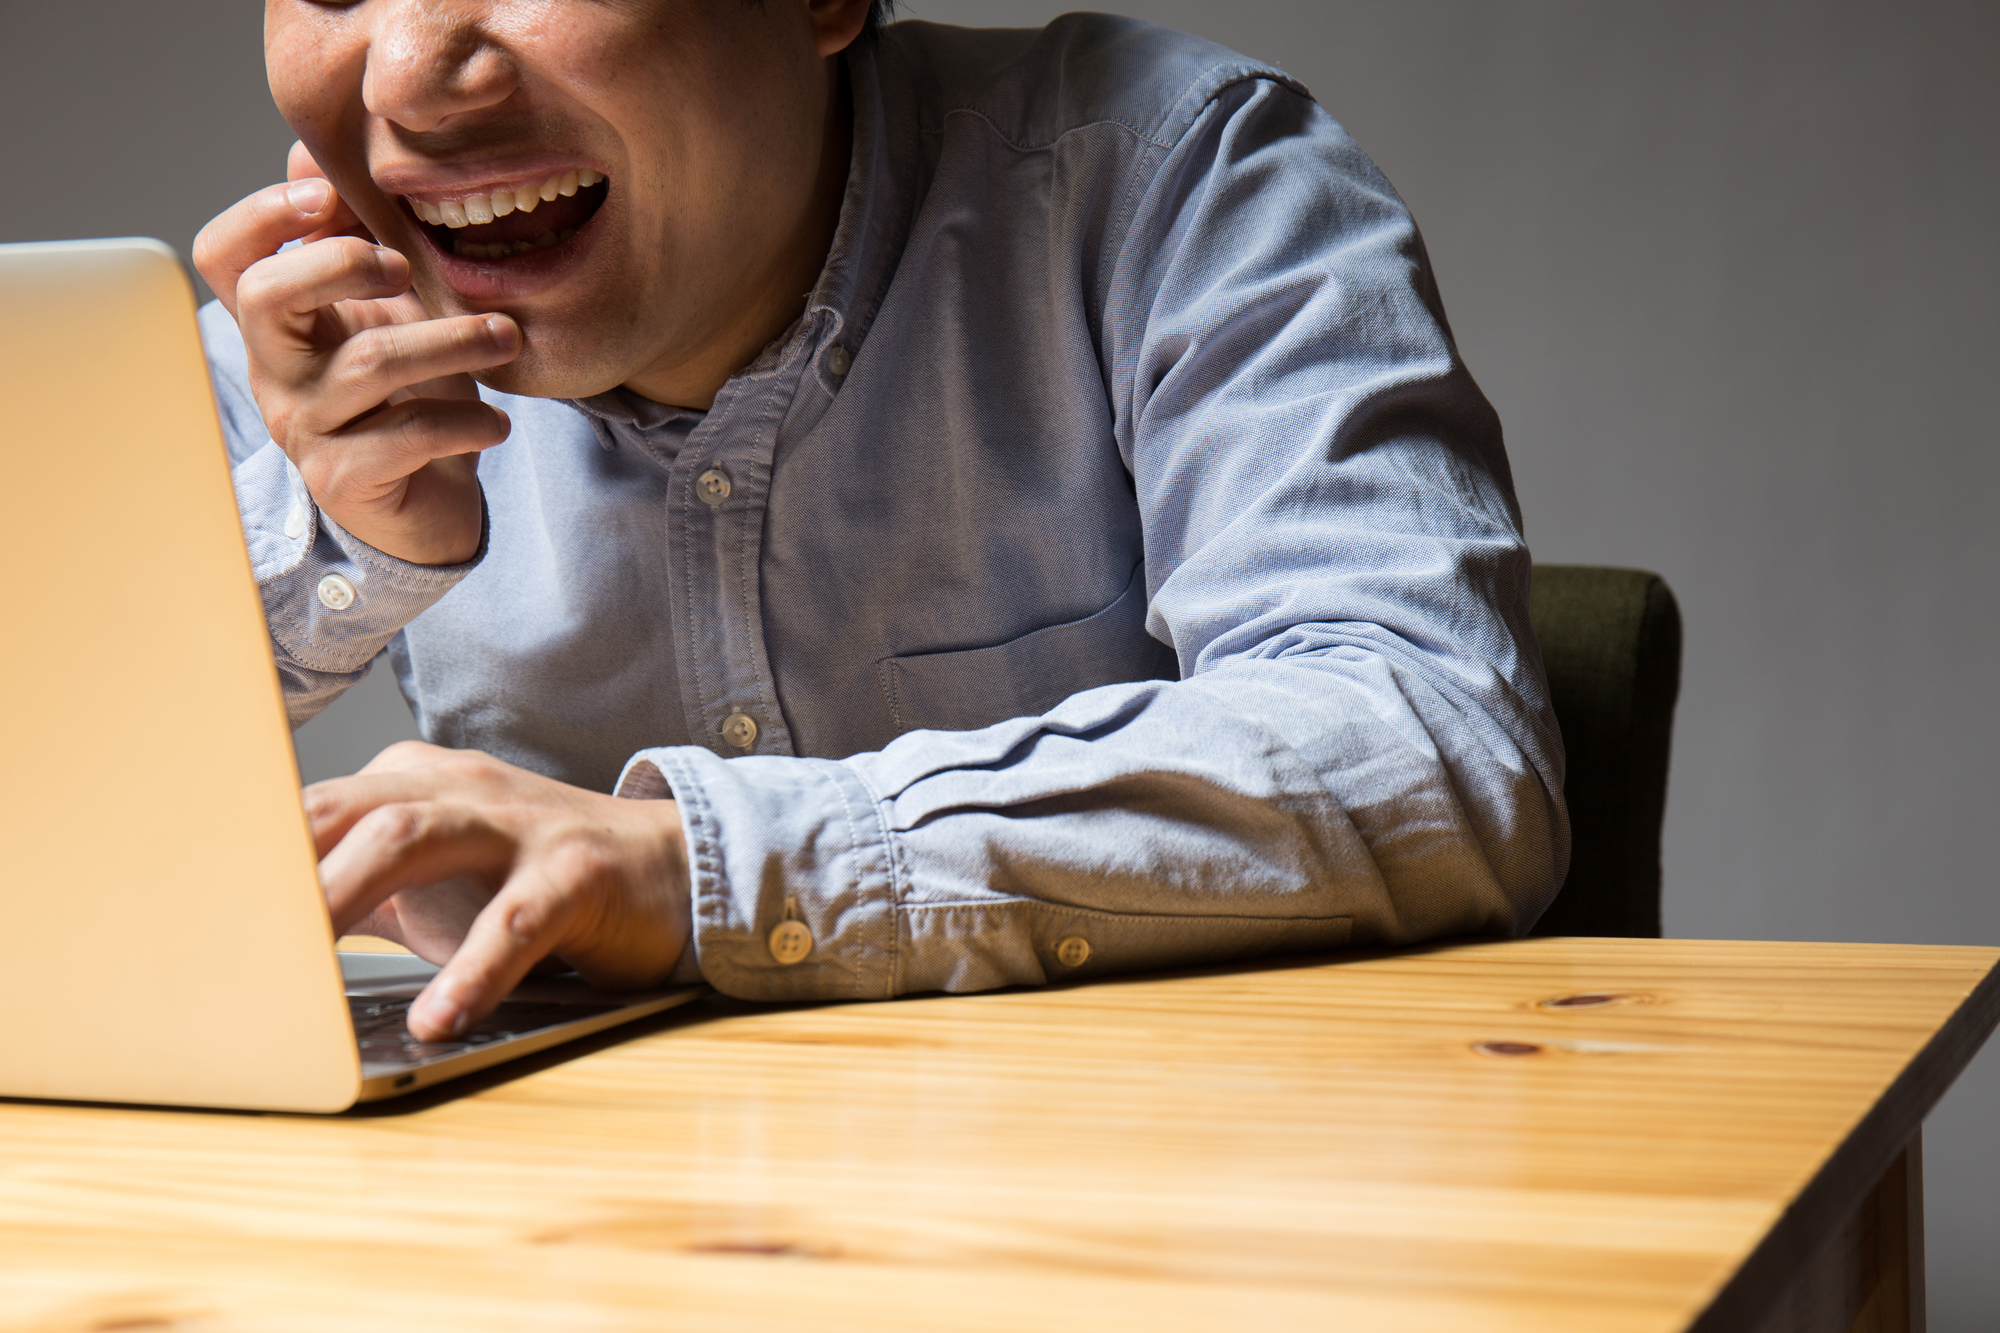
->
<box><xmin>1686</xmin><ymin>951</ymin><xmax>2000</xmax><ymax>1332</ymax></box>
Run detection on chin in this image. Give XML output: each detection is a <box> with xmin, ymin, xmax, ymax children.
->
<box><xmin>470</xmin><ymin>345</ymin><xmax>623</xmax><ymax>401</ymax></box>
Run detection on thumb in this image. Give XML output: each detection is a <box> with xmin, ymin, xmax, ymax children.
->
<box><xmin>287</xmin><ymin>140</ymin><xmax>373</xmax><ymax>245</ymax></box>
<box><xmin>286</xmin><ymin>139</ymin><xmax>330</xmax><ymax>184</ymax></box>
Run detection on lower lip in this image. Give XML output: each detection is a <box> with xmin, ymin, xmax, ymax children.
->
<box><xmin>411</xmin><ymin>202</ymin><xmax>607</xmax><ymax>302</ymax></box>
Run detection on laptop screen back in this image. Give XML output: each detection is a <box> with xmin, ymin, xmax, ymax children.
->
<box><xmin>0</xmin><ymin>240</ymin><xmax>358</xmax><ymax>1111</ymax></box>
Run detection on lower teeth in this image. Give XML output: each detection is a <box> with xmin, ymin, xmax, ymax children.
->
<box><xmin>454</xmin><ymin>228</ymin><xmax>576</xmax><ymax>261</ymax></box>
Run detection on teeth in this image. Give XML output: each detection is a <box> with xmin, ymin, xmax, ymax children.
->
<box><xmin>409</xmin><ymin>169</ymin><xmax>605</xmax><ymax>229</ymax></box>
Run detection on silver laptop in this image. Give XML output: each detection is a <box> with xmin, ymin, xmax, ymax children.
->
<box><xmin>0</xmin><ymin>238</ymin><xmax>703</xmax><ymax>1112</ymax></box>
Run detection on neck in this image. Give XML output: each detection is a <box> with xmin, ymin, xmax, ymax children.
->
<box><xmin>621</xmin><ymin>59</ymin><xmax>853</xmax><ymax>412</ymax></box>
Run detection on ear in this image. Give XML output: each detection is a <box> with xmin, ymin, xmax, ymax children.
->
<box><xmin>808</xmin><ymin>0</ymin><xmax>874</xmax><ymax>59</ymax></box>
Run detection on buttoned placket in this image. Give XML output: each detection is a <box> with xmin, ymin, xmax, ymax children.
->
<box><xmin>663</xmin><ymin>320</ymin><xmax>848</xmax><ymax>761</ymax></box>
<box><xmin>575</xmin><ymin>36</ymin><xmax>881</xmax><ymax>768</ymax></box>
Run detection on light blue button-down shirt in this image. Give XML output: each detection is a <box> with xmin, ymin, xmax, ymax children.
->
<box><xmin>203</xmin><ymin>15</ymin><xmax>1568</xmax><ymax>1001</ymax></box>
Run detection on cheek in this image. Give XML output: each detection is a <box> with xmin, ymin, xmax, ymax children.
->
<box><xmin>264</xmin><ymin>10</ymin><xmax>361</xmax><ymax>142</ymax></box>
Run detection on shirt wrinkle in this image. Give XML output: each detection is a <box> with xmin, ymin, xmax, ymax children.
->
<box><xmin>209</xmin><ymin>13</ymin><xmax>1568</xmax><ymax>1003</ymax></box>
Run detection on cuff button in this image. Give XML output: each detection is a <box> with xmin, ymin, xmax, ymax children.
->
<box><xmin>1055</xmin><ymin>935</ymin><xmax>1091</xmax><ymax>968</ymax></box>
<box><xmin>768</xmin><ymin>919</ymin><xmax>814</xmax><ymax>966</ymax></box>
<box><xmin>316</xmin><ymin>572</ymin><xmax>356</xmax><ymax>611</ymax></box>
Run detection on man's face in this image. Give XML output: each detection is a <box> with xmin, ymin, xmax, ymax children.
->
<box><xmin>265</xmin><ymin>0</ymin><xmax>849</xmax><ymax>401</ymax></box>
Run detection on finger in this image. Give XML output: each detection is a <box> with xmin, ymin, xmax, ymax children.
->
<box><xmin>306</xmin><ymin>762</ymin><xmax>436</xmax><ymax>856</ymax></box>
<box><xmin>391</xmin><ymin>362</ymin><xmax>487</xmax><ymax>405</ymax></box>
<box><xmin>304</xmin><ymin>744</ymin><xmax>502</xmax><ymax>855</ymax></box>
<box><xmin>234</xmin><ymin>236</ymin><xmax>413</xmax><ymax>362</ymax></box>
<box><xmin>287</xmin><ymin>140</ymin><xmax>327</xmax><ymax>185</ymax></box>
<box><xmin>306</xmin><ymin>760</ymin><xmax>469</xmax><ymax>857</ymax></box>
<box><xmin>292</xmin><ymin>400</ymin><xmax>509</xmax><ymax>521</ymax></box>
<box><xmin>343</xmin><ymin>898</ymin><xmax>410</xmax><ymax>947</ymax></box>
<box><xmin>355</xmin><ymin>739</ymin><xmax>452</xmax><ymax>775</ymax></box>
<box><xmin>315</xmin><ymin>799</ymin><xmax>509</xmax><ymax>935</ymax></box>
<box><xmin>288</xmin><ymin>141</ymin><xmax>372</xmax><ymax>246</ymax></box>
<box><xmin>192</xmin><ymin>177</ymin><xmax>356</xmax><ymax>319</ymax></box>
<box><xmin>348</xmin><ymin>878</ymin><xmax>567</xmax><ymax>975</ymax></box>
<box><xmin>365</xmin><ymin>876</ymin><xmax>495</xmax><ymax>968</ymax></box>
<box><xmin>291</xmin><ymin>314</ymin><xmax>520</xmax><ymax>435</ymax></box>
<box><xmin>408</xmin><ymin>866</ymin><xmax>578</xmax><ymax>1040</ymax></box>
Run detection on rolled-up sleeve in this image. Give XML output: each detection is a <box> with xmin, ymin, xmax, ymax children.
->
<box><xmin>618</xmin><ymin>74</ymin><xmax>1568</xmax><ymax>1001</ymax></box>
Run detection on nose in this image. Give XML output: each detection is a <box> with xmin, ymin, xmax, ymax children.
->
<box><xmin>361</xmin><ymin>0</ymin><xmax>518</xmax><ymax>133</ymax></box>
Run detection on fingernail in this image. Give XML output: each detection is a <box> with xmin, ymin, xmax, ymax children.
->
<box><xmin>484</xmin><ymin>315</ymin><xmax>520</xmax><ymax>349</ymax></box>
<box><xmin>412</xmin><ymin>993</ymin><xmax>467</xmax><ymax>1039</ymax></box>
<box><xmin>287</xmin><ymin>178</ymin><xmax>331</xmax><ymax>214</ymax></box>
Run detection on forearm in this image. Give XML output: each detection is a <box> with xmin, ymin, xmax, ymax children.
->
<box><xmin>621</xmin><ymin>620</ymin><xmax>1566</xmax><ymax>1002</ymax></box>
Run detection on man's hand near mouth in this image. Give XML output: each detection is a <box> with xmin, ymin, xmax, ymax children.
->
<box><xmin>193</xmin><ymin>142</ymin><xmax>520</xmax><ymax>568</ymax></box>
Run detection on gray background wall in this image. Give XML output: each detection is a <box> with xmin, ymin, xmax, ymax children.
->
<box><xmin>4</xmin><ymin>1</ymin><xmax>1992</xmax><ymax>1323</ymax></box>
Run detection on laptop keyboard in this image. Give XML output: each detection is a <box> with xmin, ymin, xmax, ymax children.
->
<box><xmin>349</xmin><ymin>995</ymin><xmax>620</xmax><ymax>1068</ymax></box>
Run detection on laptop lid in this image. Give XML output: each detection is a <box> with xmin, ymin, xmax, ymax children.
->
<box><xmin>0</xmin><ymin>239</ymin><xmax>360</xmax><ymax>1112</ymax></box>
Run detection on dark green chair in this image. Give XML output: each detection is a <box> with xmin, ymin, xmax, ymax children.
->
<box><xmin>1524</xmin><ymin>565</ymin><xmax>1683</xmax><ymax>938</ymax></box>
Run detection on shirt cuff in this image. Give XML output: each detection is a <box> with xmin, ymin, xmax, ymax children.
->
<box><xmin>615</xmin><ymin>746</ymin><xmax>900</xmax><ymax>1001</ymax></box>
<box><xmin>232</xmin><ymin>443</ymin><xmax>486</xmax><ymax>675</ymax></box>
<box><xmin>611</xmin><ymin>759</ymin><xmax>706</xmax><ymax>987</ymax></box>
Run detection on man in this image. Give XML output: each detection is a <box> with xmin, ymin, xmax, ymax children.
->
<box><xmin>195</xmin><ymin>0</ymin><xmax>1567</xmax><ymax>1042</ymax></box>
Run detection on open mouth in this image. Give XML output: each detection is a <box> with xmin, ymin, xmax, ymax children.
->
<box><xmin>402</xmin><ymin>168</ymin><xmax>609</xmax><ymax>262</ymax></box>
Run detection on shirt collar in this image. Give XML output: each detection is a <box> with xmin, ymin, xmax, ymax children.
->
<box><xmin>802</xmin><ymin>37</ymin><xmax>905</xmax><ymax>367</ymax></box>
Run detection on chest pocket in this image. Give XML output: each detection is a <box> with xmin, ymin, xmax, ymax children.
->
<box><xmin>878</xmin><ymin>563</ymin><xmax>1179</xmax><ymax>735</ymax></box>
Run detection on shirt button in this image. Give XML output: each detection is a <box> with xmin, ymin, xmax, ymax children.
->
<box><xmin>768</xmin><ymin>919</ymin><xmax>814</xmax><ymax>965</ymax></box>
<box><xmin>720</xmin><ymin>712</ymin><xmax>759</xmax><ymax>750</ymax></box>
<box><xmin>283</xmin><ymin>503</ymin><xmax>309</xmax><ymax>540</ymax></box>
<box><xmin>825</xmin><ymin>345</ymin><xmax>852</xmax><ymax>377</ymax></box>
<box><xmin>1055</xmin><ymin>935</ymin><xmax>1091</xmax><ymax>968</ymax></box>
<box><xmin>696</xmin><ymin>467</ymin><xmax>732</xmax><ymax>506</ymax></box>
<box><xmin>316</xmin><ymin>573</ymin><xmax>356</xmax><ymax>611</ymax></box>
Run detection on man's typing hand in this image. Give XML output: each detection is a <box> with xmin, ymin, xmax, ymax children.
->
<box><xmin>192</xmin><ymin>143</ymin><xmax>517</xmax><ymax>567</ymax></box>
<box><xmin>307</xmin><ymin>742</ymin><xmax>693</xmax><ymax>1042</ymax></box>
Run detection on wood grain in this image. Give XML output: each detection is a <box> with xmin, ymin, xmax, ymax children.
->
<box><xmin>0</xmin><ymin>937</ymin><xmax>1992</xmax><ymax>1333</ymax></box>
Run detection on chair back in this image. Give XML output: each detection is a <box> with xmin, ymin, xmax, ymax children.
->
<box><xmin>1526</xmin><ymin>565</ymin><xmax>1682</xmax><ymax>937</ymax></box>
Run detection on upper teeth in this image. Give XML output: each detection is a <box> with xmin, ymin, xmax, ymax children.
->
<box><xmin>408</xmin><ymin>168</ymin><xmax>603</xmax><ymax>229</ymax></box>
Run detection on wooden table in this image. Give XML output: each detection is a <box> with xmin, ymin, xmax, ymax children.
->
<box><xmin>1</xmin><ymin>938</ymin><xmax>1993</xmax><ymax>1333</ymax></box>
